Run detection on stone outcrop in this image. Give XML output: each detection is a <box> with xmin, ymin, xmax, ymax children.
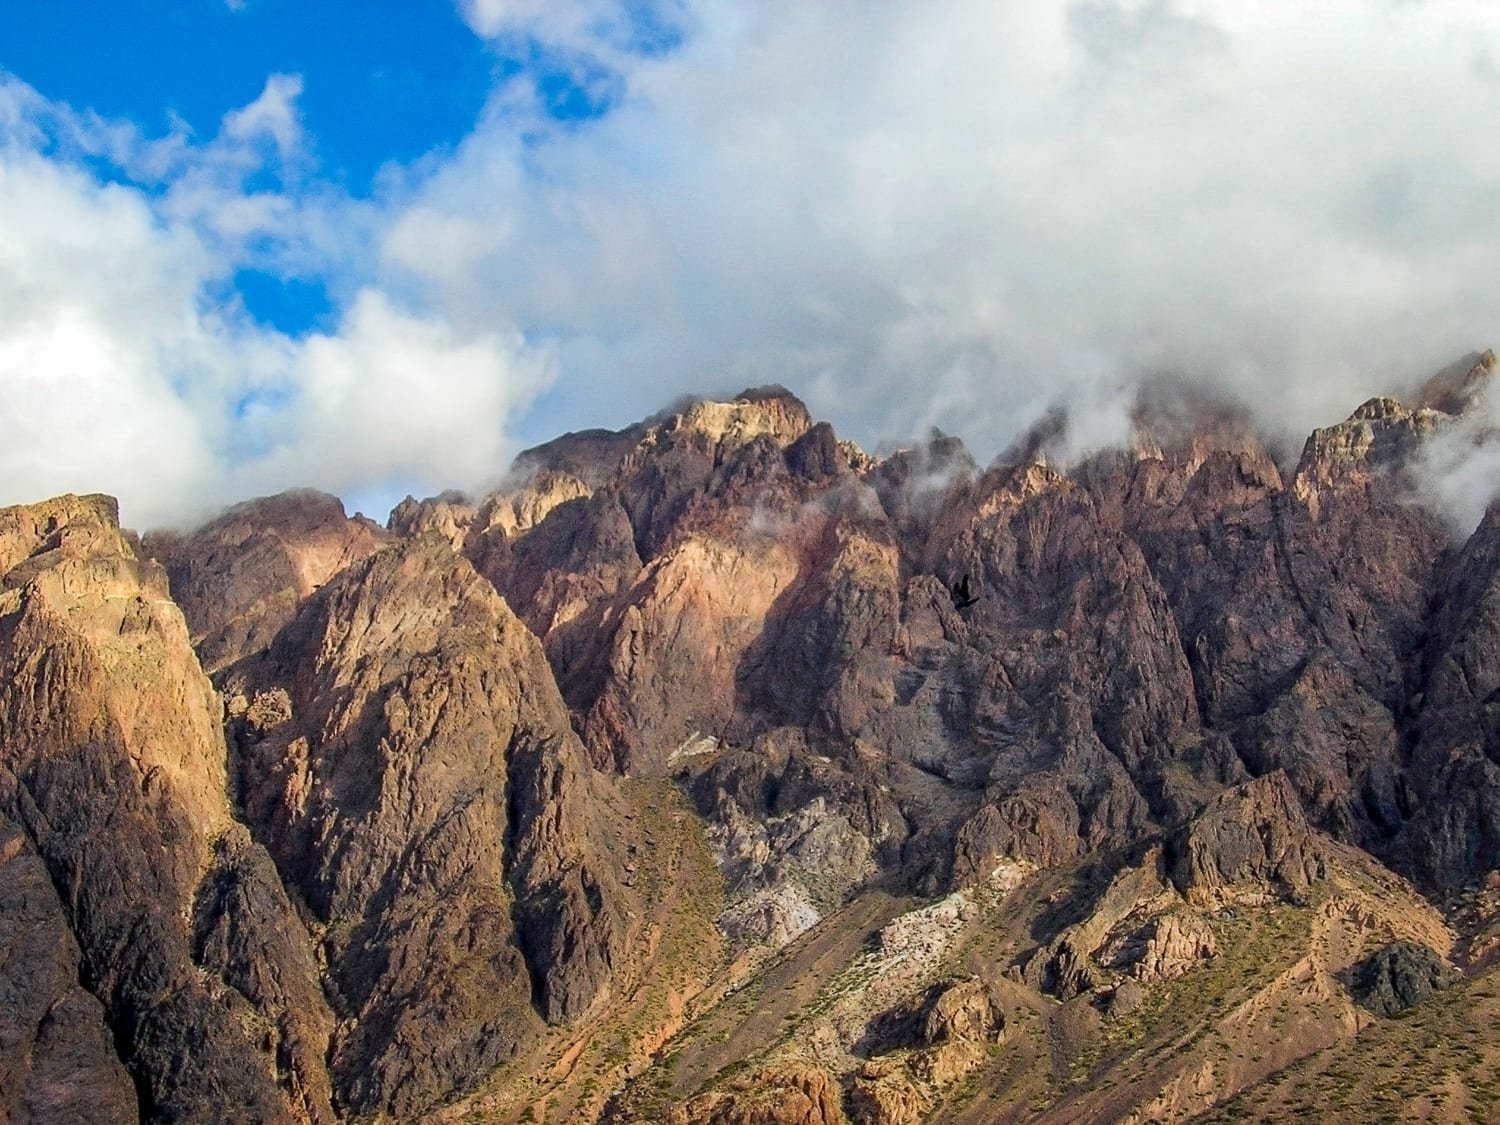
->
<box><xmin>1167</xmin><ymin>773</ymin><xmax>1327</xmax><ymax>905</ymax></box>
<box><xmin>1351</xmin><ymin>940</ymin><xmax>1460</xmax><ymax>1017</ymax></box>
<box><xmin>860</xmin><ymin>977</ymin><xmax>1005</xmax><ymax>1055</ymax></box>
<box><xmin>842</xmin><ymin>979</ymin><xmax>1003</xmax><ymax>1124</ymax></box>
<box><xmin>669</xmin><ymin>1065</ymin><xmax>847</xmax><ymax>1125</ymax></box>
<box><xmin>1132</xmin><ymin>912</ymin><xmax>1219</xmax><ymax>982</ymax></box>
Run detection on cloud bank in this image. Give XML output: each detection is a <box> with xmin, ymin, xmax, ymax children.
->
<box><xmin>4</xmin><ymin>1</ymin><xmax>1500</xmax><ymax>528</ymax></box>
<box><xmin>427</xmin><ymin>0</ymin><xmax>1500</xmax><ymax>454</ymax></box>
<box><xmin>0</xmin><ymin>74</ymin><xmax>549</xmax><ymax>528</ymax></box>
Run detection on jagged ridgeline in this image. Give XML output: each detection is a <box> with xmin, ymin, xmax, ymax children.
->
<box><xmin>4</xmin><ymin>353</ymin><xmax>1500</xmax><ymax>1122</ymax></box>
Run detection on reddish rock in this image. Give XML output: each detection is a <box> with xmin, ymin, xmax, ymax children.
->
<box><xmin>1167</xmin><ymin>773</ymin><xmax>1326</xmax><ymax>905</ymax></box>
<box><xmin>12</xmin><ymin>363</ymin><xmax>1500</xmax><ymax>1120</ymax></box>
<box><xmin>144</xmin><ymin>488</ymin><xmax>388</xmax><ymax>672</ymax></box>
<box><xmin>670</xmin><ymin>1065</ymin><xmax>846</xmax><ymax>1125</ymax></box>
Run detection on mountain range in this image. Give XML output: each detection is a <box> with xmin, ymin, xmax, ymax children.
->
<box><xmin>4</xmin><ymin>353</ymin><xmax>1500</xmax><ymax>1122</ymax></box>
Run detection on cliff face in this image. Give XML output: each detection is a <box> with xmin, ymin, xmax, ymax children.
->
<box><xmin>0</xmin><ymin>494</ymin><xmax>326</xmax><ymax>1122</ymax></box>
<box><xmin>220</xmin><ymin>534</ymin><xmax>638</xmax><ymax>1115</ymax></box>
<box><xmin>6</xmin><ymin>366</ymin><xmax>1500</xmax><ymax>1122</ymax></box>
<box><xmin>142</xmin><ymin>488</ymin><xmax>389</xmax><ymax>673</ymax></box>
<box><xmin>445</xmin><ymin>378</ymin><xmax>1487</xmax><ymax>923</ymax></box>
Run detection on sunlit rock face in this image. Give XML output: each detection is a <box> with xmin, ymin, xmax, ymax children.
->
<box><xmin>0</xmin><ymin>494</ymin><xmax>657</xmax><ymax>1121</ymax></box>
<box><xmin>142</xmin><ymin>488</ymin><xmax>390</xmax><ymax>673</ymax></box>
<box><xmin>0</xmin><ymin>494</ymin><xmax>330</xmax><ymax>1121</ymax></box>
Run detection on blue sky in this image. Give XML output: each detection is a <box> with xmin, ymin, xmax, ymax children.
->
<box><xmin>0</xmin><ymin>0</ymin><xmax>554</xmax><ymax>342</ymax></box>
<box><xmin>2</xmin><ymin>2</ymin><xmax>1500</xmax><ymax>529</ymax></box>
<box><xmin>0</xmin><ymin>1</ymin><xmax>493</xmax><ymax>192</ymax></box>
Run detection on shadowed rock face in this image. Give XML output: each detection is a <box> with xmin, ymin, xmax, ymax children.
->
<box><xmin>0</xmin><ymin>816</ymin><xmax>136</xmax><ymax>1124</ymax></box>
<box><xmin>1392</xmin><ymin>503</ymin><xmax>1500</xmax><ymax>890</ymax></box>
<box><xmin>347</xmin><ymin>379</ymin><xmax>1464</xmax><ymax>931</ymax></box>
<box><xmin>460</xmin><ymin>372</ymin><xmax>1500</xmax><ymax>926</ymax></box>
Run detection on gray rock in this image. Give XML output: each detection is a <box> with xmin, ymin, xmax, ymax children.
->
<box><xmin>1352</xmin><ymin>941</ymin><xmax>1460</xmax><ymax>1017</ymax></box>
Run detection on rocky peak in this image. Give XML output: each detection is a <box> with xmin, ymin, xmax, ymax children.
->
<box><xmin>1292</xmin><ymin>394</ymin><xmax>1445</xmax><ymax>509</ymax></box>
<box><xmin>1129</xmin><ymin>384</ymin><xmax>1276</xmax><ymax>468</ymax></box>
<box><xmin>868</xmin><ymin>430</ymin><xmax>978</xmax><ymax>549</ymax></box>
<box><xmin>221</xmin><ymin>533</ymin><xmax>642</xmax><ymax>1114</ymax></box>
<box><xmin>0</xmin><ymin>492</ymin><xmax>123</xmax><ymax>580</ymax></box>
<box><xmin>386</xmin><ymin>488</ymin><xmax>472</xmax><ymax>548</ymax></box>
<box><xmin>1412</xmin><ymin>348</ymin><xmax>1497</xmax><ymax>416</ymax></box>
<box><xmin>0</xmin><ymin>494</ymin><xmax>333</xmax><ymax>1121</ymax></box>
<box><xmin>481</xmin><ymin>468</ymin><xmax>594</xmax><ymax>537</ymax></box>
<box><xmin>143</xmin><ymin>488</ymin><xmax>388</xmax><ymax>672</ymax></box>
<box><xmin>650</xmin><ymin>385</ymin><xmax>813</xmax><ymax>451</ymax></box>
<box><xmin>1349</xmin><ymin>395</ymin><xmax>1416</xmax><ymax>422</ymax></box>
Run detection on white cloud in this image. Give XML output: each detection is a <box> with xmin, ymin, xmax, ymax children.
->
<box><xmin>234</xmin><ymin>290</ymin><xmax>553</xmax><ymax>502</ymax></box>
<box><xmin>0</xmin><ymin>144</ymin><xmax>232</xmax><ymax>526</ymax></box>
<box><xmin>459</xmin><ymin>0</ymin><xmax>591</xmax><ymax>40</ymax></box>
<box><xmin>1412</xmin><ymin>371</ymin><xmax>1500</xmax><ymax>536</ymax></box>
<box><xmin>221</xmin><ymin>73</ymin><xmax>305</xmax><ymax>161</ymax></box>
<box><xmin>456</xmin><ymin>0</ymin><xmax>687</xmax><ymax>55</ymax></box>
<box><xmin>405</xmin><ymin>0</ymin><xmax>1500</xmax><ymax>471</ymax></box>
<box><xmin>0</xmin><ymin>75</ymin><xmax>548</xmax><ymax>529</ymax></box>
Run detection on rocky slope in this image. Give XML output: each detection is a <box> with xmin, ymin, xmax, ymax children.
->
<box><xmin>3</xmin><ymin>352</ymin><xmax>1500</xmax><ymax>1121</ymax></box>
<box><xmin>0</xmin><ymin>495</ymin><xmax>701</xmax><ymax>1122</ymax></box>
